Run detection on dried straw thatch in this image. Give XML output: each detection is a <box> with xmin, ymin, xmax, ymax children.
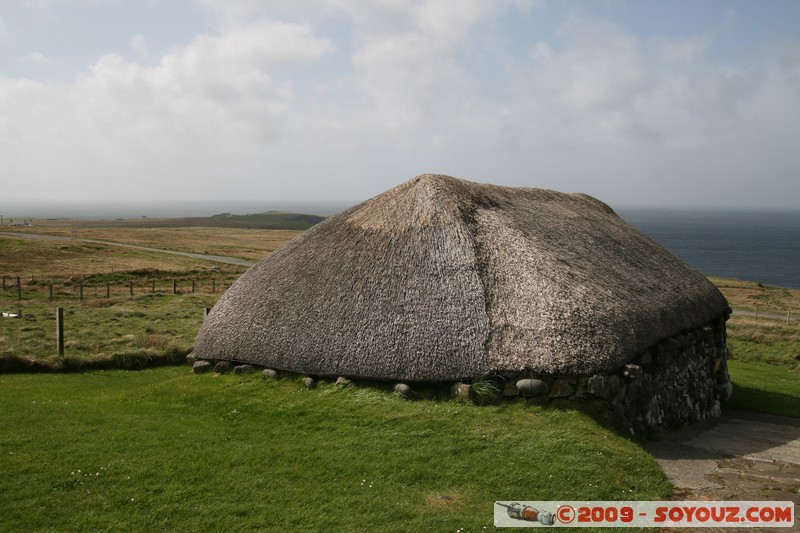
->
<box><xmin>194</xmin><ymin>174</ymin><xmax>728</xmax><ymax>381</ymax></box>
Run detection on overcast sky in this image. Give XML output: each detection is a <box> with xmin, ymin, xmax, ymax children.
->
<box><xmin>1</xmin><ymin>0</ymin><xmax>799</xmax><ymax>212</ymax></box>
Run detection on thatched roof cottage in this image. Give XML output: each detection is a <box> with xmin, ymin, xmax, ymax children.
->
<box><xmin>194</xmin><ymin>174</ymin><xmax>731</xmax><ymax>428</ymax></box>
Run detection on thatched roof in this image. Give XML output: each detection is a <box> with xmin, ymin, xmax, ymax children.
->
<box><xmin>194</xmin><ymin>174</ymin><xmax>728</xmax><ymax>381</ymax></box>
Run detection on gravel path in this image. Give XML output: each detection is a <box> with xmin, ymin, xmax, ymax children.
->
<box><xmin>647</xmin><ymin>409</ymin><xmax>800</xmax><ymax>532</ymax></box>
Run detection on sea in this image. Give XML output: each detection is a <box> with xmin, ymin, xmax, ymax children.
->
<box><xmin>617</xmin><ymin>208</ymin><xmax>800</xmax><ymax>290</ymax></box>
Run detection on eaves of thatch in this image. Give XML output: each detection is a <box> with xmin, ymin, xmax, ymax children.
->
<box><xmin>193</xmin><ymin>174</ymin><xmax>729</xmax><ymax>381</ymax></box>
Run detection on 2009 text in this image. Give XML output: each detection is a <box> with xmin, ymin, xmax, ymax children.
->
<box><xmin>494</xmin><ymin>500</ymin><xmax>795</xmax><ymax>528</ymax></box>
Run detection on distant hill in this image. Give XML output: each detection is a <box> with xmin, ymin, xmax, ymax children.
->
<box><xmin>203</xmin><ymin>211</ymin><xmax>326</xmax><ymax>230</ymax></box>
<box><xmin>45</xmin><ymin>211</ymin><xmax>327</xmax><ymax>230</ymax></box>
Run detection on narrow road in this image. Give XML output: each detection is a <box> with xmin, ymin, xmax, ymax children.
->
<box><xmin>0</xmin><ymin>231</ymin><xmax>257</xmax><ymax>268</ymax></box>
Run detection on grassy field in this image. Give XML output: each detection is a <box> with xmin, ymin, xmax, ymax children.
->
<box><xmin>2</xmin><ymin>225</ymin><xmax>295</xmax><ymax>264</ymax></box>
<box><xmin>0</xmin><ymin>367</ymin><xmax>670</xmax><ymax>532</ymax></box>
<box><xmin>0</xmin><ymin>293</ymin><xmax>214</xmax><ymax>371</ymax></box>
<box><xmin>703</xmin><ymin>278</ymin><xmax>799</xmax><ymax>416</ymax></box>
<box><xmin>709</xmin><ymin>275</ymin><xmax>800</xmax><ymax>315</ymax></box>
<box><xmin>0</xmin><ymin>224</ymin><xmax>797</xmax><ymax>530</ymax></box>
<box><xmin>0</xmin><ymin>233</ymin><xmax>237</xmax><ymax>279</ymax></box>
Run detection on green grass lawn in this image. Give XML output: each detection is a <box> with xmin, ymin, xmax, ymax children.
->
<box><xmin>0</xmin><ymin>367</ymin><xmax>670</xmax><ymax>532</ymax></box>
<box><xmin>726</xmin><ymin>360</ymin><xmax>800</xmax><ymax>417</ymax></box>
<box><xmin>1</xmin><ymin>226</ymin><xmax>797</xmax><ymax>533</ymax></box>
<box><xmin>724</xmin><ymin>313</ymin><xmax>799</xmax><ymax>418</ymax></box>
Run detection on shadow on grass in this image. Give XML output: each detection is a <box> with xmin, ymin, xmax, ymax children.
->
<box><xmin>0</xmin><ymin>348</ymin><xmax>190</xmax><ymax>373</ymax></box>
<box><xmin>726</xmin><ymin>383</ymin><xmax>800</xmax><ymax>418</ymax></box>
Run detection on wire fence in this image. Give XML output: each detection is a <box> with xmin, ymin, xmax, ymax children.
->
<box><xmin>1</xmin><ymin>273</ymin><xmax>796</xmax><ymax>324</ymax></box>
<box><xmin>732</xmin><ymin>306</ymin><xmax>797</xmax><ymax>324</ymax></box>
<box><xmin>1</xmin><ymin>274</ymin><xmax>235</xmax><ymax>303</ymax></box>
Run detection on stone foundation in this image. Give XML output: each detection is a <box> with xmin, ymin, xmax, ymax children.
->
<box><xmin>474</xmin><ymin>314</ymin><xmax>732</xmax><ymax>433</ymax></box>
<box><xmin>191</xmin><ymin>314</ymin><xmax>731</xmax><ymax>435</ymax></box>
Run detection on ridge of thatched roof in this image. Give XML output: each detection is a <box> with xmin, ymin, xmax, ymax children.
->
<box><xmin>193</xmin><ymin>174</ymin><xmax>729</xmax><ymax>381</ymax></box>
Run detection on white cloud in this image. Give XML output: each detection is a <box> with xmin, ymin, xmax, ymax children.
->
<box><xmin>657</xmin><ymin>33</ymin><xmax>716</xmax><ymax>64</ymax></box>
<box><xmin>333</xmin><ymin>0</ymin><xmax>496</xmax><ymax>138</ymax></box>
<box><xmin>1</xmin><ymin>2</ymin><xmax>799</xmax><ymax>209</ymax></box>
<box><xmin>22</xmin><ymin>51</ymin><xmax>51</xmax><ymax>65</ymax></box>
<box><xmin>500</xmin><ymin>14</ymin><xmax>654</xmax><ymax>152</ymax></box>
<box><xmin>130</xmin><ymin>34</ymin><xmax>148</xmax><ymax>57</ymax></box>
<box><xmin>500</xmin><ymin>12</ymin><xmax>774</xmax><ymax>156</ymax></box>
<box><xmin>774</xmin><ymin>39</ymin><xmax>800</xmax><ymax>91</ymax></box>
<box><xmin>512</xmin><ymin>0</ymin><xmax>546</xmax><ymax>15</ymax></box>
<box><xmin>20</xmin><ymin>0</ymin><xmax>52</xmax><ymax>12</ymax></box>
<box><xmin>480</xmin><ymin>10</ymin><xmax>800</xmax><ymax>207</ymax></box>
<box><xmin>539</xmin><ymin>14</ymin><xmax>650</xmax><ymax>112</ymax></box>
<box><xmin>0</xmin><ymin>18</ymin><xmax>334</xmax><ymax>199</ymax></box>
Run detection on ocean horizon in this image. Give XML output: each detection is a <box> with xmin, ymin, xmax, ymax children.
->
<box><xmin>618</xmin><ymin>207</ymin><xmax>800</xmax><ymax>291</ymax></box>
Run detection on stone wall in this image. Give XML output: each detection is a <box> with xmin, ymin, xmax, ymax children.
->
<box><xmin>470</xmin><ymin>313</ymin><xmax>732</xmax><ymax>434</ymax></box>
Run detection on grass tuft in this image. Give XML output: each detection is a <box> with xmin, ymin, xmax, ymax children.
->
<box><xmin>470</xmin><ymin>376</ymin><xmax>502</xmax><ymax>404</ymax></box>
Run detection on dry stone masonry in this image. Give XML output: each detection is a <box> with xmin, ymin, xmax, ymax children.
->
<box><xmin>486</xmin><ymin>314</ymin><xmax>732</xmax><ymax>433</ymax></box>
<box><xmin>191</xmin><ymin>312</ymin><xmax>731</xmax><ymax>435</ymax></box>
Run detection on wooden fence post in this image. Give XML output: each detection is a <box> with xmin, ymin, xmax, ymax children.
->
<box><xmin>16</xmin><ymin>276</ymin><xmax>21</xmax><ymax>300</ymax></box>
<box><xmin>191</xmin><ymin>280</ymin><xmax>195</xmax><ymax>293</ymax></box>
<box><xmin>106</xmin><ymin>283</ymin><xmax>111</xmax><ymax>299</ymax></box>
<box><xmin>49</xmin><ymin>284</ymin><xmax>54</xmax><ymax>302</ymax></box>
<box><xmin>151</xmin><ymin>280</ymin><xmax>156</xmax><ymax>293</ymax></box>
<box><xmin>56</xmin><ymin>307</ymin><xmax>64</xmax><ymax>356</ymax></box>
<box><xmin>2</xmin><ymin>276</ymin><xmax>6</xmax><ymax>289</ymax></box>
<box><xmin>79</xmin><ymin>283</ymin><xmax>84</xmax><ymax>301</ymax></box>
<box><xmin>172</xmin><ymin>279</ymin><xmax>177</xmax><ymax>295</ymax></box>
<box><xmin>129</xmin><ymin>281</ymin><xmax>134</xmax><ymax>296</ymax></box>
